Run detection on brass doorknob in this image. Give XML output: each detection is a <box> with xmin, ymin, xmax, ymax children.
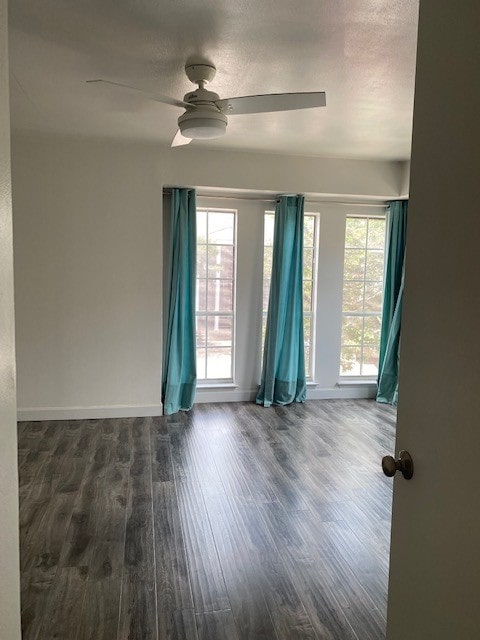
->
<box><xmin>382</xmin><ymin>450</ymin><xmax>414</xmax><ymax>480</ymax></box>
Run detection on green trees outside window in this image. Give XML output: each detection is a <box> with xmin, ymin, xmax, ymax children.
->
<box><xmin>340</xmin><ymin>216</ymin><xmax>386</xmax><ymax>376</ymax></box>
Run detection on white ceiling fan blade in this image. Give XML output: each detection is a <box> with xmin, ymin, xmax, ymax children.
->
<box><xmin>86</xmin><ymin>79</ymin><xmax>192</xmax><ymax>109</ymax></box>
<box><xmin>215</xmin><ymin>91</ymin><xmax>326</xmax><ymax>115</ymax></box>
<box><xmin>171</xmin><ymin>129</ymin><xmax>192</xmax><ymax>147</ymax></box>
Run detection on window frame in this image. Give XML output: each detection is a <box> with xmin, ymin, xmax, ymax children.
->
<box><xmin>339</xmin><ymin>212</ymin><xmax>387</xmax><ymax>380</ymax></box>
<box><xmin>195</xmin><ymin>207</ymin><xmax>237</xmax><ymax>385</ymax></box>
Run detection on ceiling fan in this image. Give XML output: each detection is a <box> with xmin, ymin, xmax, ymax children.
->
<box><xmin>87</xmin><ymin>62</ymin><xmax>326</xmax><ymax>147</ymax></box>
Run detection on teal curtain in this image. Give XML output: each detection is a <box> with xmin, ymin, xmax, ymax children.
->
<box><xmin>377</xmin><ymin>200</ymin><xmax>408</xmax><ymax>405</ymax></box>
<box><xmin>162</xmin><ymin>188</ymin><xmax>197</xmax><ymax>415</ymax></box>
<box><xmin>257</xmin><ymin>195</ymin><xmax>306</xmax><ymax>407</ymax></box>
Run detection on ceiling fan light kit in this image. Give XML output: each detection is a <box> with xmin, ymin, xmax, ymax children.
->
<box><xmin>88</xmin><ymin>61</ymin><xmax>326</xmax><ymax>147</ymax></box>
<box><xmin>178</xmin><ymin>109</ymin><xmax>227</xmax><ymax>139</ymax></box>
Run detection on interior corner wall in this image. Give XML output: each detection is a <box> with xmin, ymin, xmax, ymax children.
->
<box><xmin>12</xmin><ymin>133</ymin><xmax>403</xmax><ymax>419</ymax></box>
<box><xmin>0</xmin><ymin>0</ymin><xmax>22</xmax><ymax>636</ymax></box>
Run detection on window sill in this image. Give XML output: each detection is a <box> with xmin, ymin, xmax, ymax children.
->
<box><xmin>252</xmin><ymin>381</ymin><xmax>319</xmax><ymax>388</ymax></box>
<box><xmin>337</xmin><ymin>378</ymin><xmax>377</xmax><ymax>387</ymax></box>
<box><xmin>197</xmin><ymin>382</ymin><xmax>238</xmax><ymax>390</ymax></box>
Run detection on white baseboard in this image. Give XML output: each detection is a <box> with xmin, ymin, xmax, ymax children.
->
<box><xmin>17</xmin><ymin>385</ymin><xmax>376</xmax><ymax>421</ymax></box>
<box><xmin>307</xmin><ymin>384</ymin><xmax>377</xmax><ymax>400</ymax></box>
<box><xmin>195</xmin><ymin>384</ymin><xmax>376</xmax><ymax>404</ymax></box>
<box><xmin>17</xmin><ymin>404</ymin><xmax>163</xmax><ymax>421</ymax></box>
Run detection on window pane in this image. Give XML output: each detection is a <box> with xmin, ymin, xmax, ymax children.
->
<box><xmin>367</xmin><ymin>219</ymin><xmax>385</xmax><ymax>249</ymax></box>
<box><xmin>197</xmin><ymin>244</ymin><xmax>207</xmax><ymax>277</ymax></box>
<box><xmin>364</xmin><ymin>282</ymin><xmax>383</xmax><ymax>312</ymax></box>
<box><xmin>263</xmin><ymin>246</ymin><xmax>273</xmax><ymax>279</ymax></box>
<box><xmin>264</xmin><ymin>214</ymin><xmax>275</xmax><ymax>246</ymax></box>
<box><xmin>340</xmin><ymin>347</ymin><xmax>361</xmax><ymax>376</ymax></box>
<box><xmin>197</xmin><ymin>278</ymin><xmax>207</xmax><ymax>311</ymax></box>
<box><xmin>196</xmin><ymin>209</ymin><xmax>236</xmax><ymax>382</ymax></box>
<box><xmin>208</xmin><ymin>245</ymin><xmax>234</xmax><ymax>278</ymax></box>
<box><xmin>303</xmin><ymin>249</ymin><xmax>314</xmax><ymax>279</ymax></box>
<box><xmin>365</xmin><ymin>250</ymin><xmax>384</xmax><ymax>280</ymax></box>
<box><xmin>364</xmin><ymin>315</ymin><xmax>382</xmax><ymax>345</ymax></box>
<box><xmin>362</xmin><ymin>347</ymin><xmax>380</xmax><ymax>376</ymax></box>
<box><xmin>345</xmin><ymin>218</ymin><xmax>367</xmax><ymax>248</ymax></box>
<box><xmin>196</xmin><ymin>316</ymin><xmax>206</xmax><ymax>347</ymax></box>
<box><xmin>304</xmin><ymin>316</ymin><xmax>312</xmax><ymax>348</ymax></box>
<box><xmin>207</xmin><ymin>279</ymin><xmax>233</xmax><ymax>312</ymax></box>
<box><xmin>303</xmin><ymin>280</ymin><xmax>312</xmax><ymax>312</ymax></box>
<box><xmin>343</xmin><ymin>249</ymin><xmax>366</xmax><ymax>280</ymax></box>
<box><xmin>197</xmin><ymin>210</ymin><xmax>207</xmax><ymax>243</ymax></box>
<box><xmin>305</xmin><ymin>345</ymin><xmax>310</xmax><ymax>378</ymax></box>
<box><xmin>304</xmin><ymin>216</ymin><xmax>315</xmax><ymax>248</ymax></box>
<box><xmin>207</xmin><ymin>316</ymin><xmax>232</xmax><ymax>347</ymax></box>
<box><xmin>196</xmin><ymin>348</ymin><xmax>206</xmax><ymax>379</ymax></box>
<box><xmin>263</xmin><ymin>280</ymin><xmax>271</xmax><ymax>312</ymax></box>
<box><xmin>340</xmin><ymin>215</ymin><xmax>385</xmax><ymax>377</ymax></box>
<box><xmin>342</xmin><ymin>315</ymin><xmax>363</xmax><ymax>346</ymax></box>
<box><xmin>262</xmin><ymin>315</ymin><xmax>267</xmax><ymax>345</ymax></box>
<box><xmin>208</xmin><ymin>212</ymin><xmax>234</xmax><ymax>244</ymax></box>
<box><xmin>206</xmin><ymin>348</ymin><xmax>232</xmax><ymax>379</ymax></box>
<box><xmin>342</xmin><ymin>281</ymin><xmax>364</xmax><ymax>312</ymax></box>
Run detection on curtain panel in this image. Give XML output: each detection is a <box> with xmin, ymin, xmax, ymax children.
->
<box><xmin>377</xmin><ymin>200</ymin><xmax>408</xmax><ymax>405</ymax></box>
<box><xmin>256</xmin><ymin>195</ymin><xmax>307</xmax><ymax>407</ymax></box>
<box><xmin>162</xmin><ymin>188</ymin><xmax>197</xmax><ymax>415</ymax></box>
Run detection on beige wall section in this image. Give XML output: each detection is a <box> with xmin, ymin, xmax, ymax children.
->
<box><xmin>0</xmin><ymin>0</ymin><xmax>22</xmax><ymax>637</ymax></box>
<box><xmin>12</xmin><ymin>132</ymin><xmax>404</xmax><ymax>417</ymax></box>
<box><xmin>158</xmin><ymin>145</ymin><xmax>404</xmax><ymax>199</ymax></box>
<box><xmin>12</xmin><ymin>137</ymin><xmax>163</xmax><ymax>417</ymax></box>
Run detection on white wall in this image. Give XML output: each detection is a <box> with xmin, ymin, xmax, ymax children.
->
<box><xmin>0</xmin><ymin>0</ymin><xmax>21</xmax><ymax>637</ymax></box>
<box><xmin>158</xmin><ymin>146</ymin><xmax>404</xmax><ymax>200</ymax></box>
<box><xmin>13</xmin><ymin>137</ymin><xmax>163</xmax><ymax>418</ymax></box>
<box><xmin>12</xmin><ymin>132</ymin><xmax>403</xmax><ymax>419</ymax></box>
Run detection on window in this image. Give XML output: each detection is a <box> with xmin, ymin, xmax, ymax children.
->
<box><xmin>340</xmin><ymin>215</ymin><xmax>386</xmax><ymax>377</ymax></box>
<box><xmin>262</xmin><ymin>212</ymin><xmax>318</xmax><ymax>379</ymax></box>
<box><xmin>196</xmin><ymin>209</ymin><xmax>236</xmax><ymax>382</ymax></box>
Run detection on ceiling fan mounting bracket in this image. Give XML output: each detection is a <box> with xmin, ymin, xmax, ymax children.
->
<box><xmin>185</xmin><ymin>63</ymin><xmax>216</xmax><ymax>86</ymax></box>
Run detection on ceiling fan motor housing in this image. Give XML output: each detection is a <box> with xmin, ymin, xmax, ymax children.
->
<box><xmin>178</xmin><ymin>87</ymin><xmax>227</xmax><ymax>139</ymax></box>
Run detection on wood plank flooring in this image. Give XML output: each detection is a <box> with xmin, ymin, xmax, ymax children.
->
<box><xmin>18</xmin><ymin>399</ymin><xmax>396</xmax><ymax>640</ymax></box>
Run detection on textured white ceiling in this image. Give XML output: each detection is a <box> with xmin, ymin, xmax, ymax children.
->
<box><xmin>8</xmin><ymin>0</ymin><xmax>419</xmax><ymax>160</ymax></box>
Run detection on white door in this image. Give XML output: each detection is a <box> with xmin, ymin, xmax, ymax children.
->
<box><xmin>386</xmin><ymin>2</ymin><xmax>480</xmax><ymax>638</ymax></box>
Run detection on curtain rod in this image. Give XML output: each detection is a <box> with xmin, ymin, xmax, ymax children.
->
<box><xmin>163</xmin><ymin>189</ymin><xmax>388</xmax><ymax>208</ymax></box>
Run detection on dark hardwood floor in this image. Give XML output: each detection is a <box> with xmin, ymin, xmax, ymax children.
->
<box><xmin>18</xmin><ymin>399</ymin><xmax>396</xmax><ymax>640</ymax></box>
